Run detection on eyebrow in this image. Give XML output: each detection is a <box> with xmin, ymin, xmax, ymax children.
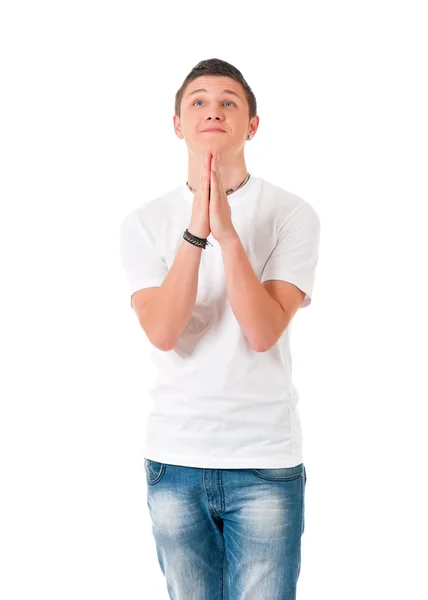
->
<box><xmin>186</xmin><ymin>88</ymin><xmax>243</xmax><ymax>101</ymax></box>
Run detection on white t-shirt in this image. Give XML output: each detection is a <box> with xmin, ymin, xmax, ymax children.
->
<box><xmin>119</xmin><ymin>174</ymin><xmax>320</xmax><ymax>468</ymax></box>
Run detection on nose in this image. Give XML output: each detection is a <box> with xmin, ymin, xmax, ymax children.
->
<box><xmin>207</xmin><ymin>116</ymin><xmax>224</xmax><ymax>123</ymax></box>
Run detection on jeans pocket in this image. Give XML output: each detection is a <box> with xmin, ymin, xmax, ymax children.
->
<box><xmin>144</xmin><ymin>458</ymin><xmax>166</xmax><ymax>485</ymax></box>
<box><xmin>251</xmin><ymin>463</ymin><xmax>303</xmax><ymax>482</ymax></box>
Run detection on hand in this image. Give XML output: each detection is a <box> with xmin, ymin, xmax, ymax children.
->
<box><xmin>209</xmin><ymin>152</ymin><xmax>237</xmax><ymax>245</ymax></box>
<box><xmin>188</xmin><ymin>151</ymin><xmax>211</xmax><ymax>240</ymax></box>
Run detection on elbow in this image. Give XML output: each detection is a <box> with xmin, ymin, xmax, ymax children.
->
<box><xmin>150</xmin><ymin>333</ymin><xmax>177</xmax><ymax>352</ymax></box>
<box><xmin>156</xmin><ymin>340</ymin><xmax>176</xmax><ymax>352</ymax></box>
<box><xmin>250</xmin><ymin>335</ymin><xmax>273</xmax><ymax>353</ymax></box>
<box><xmin>253</xmin><ymin>342</ymin><xmax>272</xmax><ymax>353</ymax></box>
<box><xmin>251</xmin><ymin>331</ymin><xmax>279</xmax><ymax>352</ymax></box>
<box><xmin>135</xmin><ymin>306</ymin><xmax>178</xmax><ymax>352</ymax></box>
<box><xmin>252</xmin><ymin>316</ymin><xmax>291</xmax><ymax>352</ymax></box>
<box><xmin>139</xmin><ymin>322</ymin><xmax>176</xmax><ymax>352</ymax></box>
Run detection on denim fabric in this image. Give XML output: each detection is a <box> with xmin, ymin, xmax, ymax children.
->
<box><xmin>144</xmin><ymin>459</ymin><xmax>306</xmax><ymax>599</ymax></box>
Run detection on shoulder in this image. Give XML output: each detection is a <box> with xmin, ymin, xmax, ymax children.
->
<box><xmin>256</xmin><ymin>177</ymin><xmax>320</xmax><ymax>224</ymax></box>
<box><xmin>120</xmin><ymin>184</ymin><xmax>185</xmax><ymax>234</ymax></box>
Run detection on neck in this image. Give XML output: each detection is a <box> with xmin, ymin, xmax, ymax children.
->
<box><xmin>187</xmin><ymin>150</ymin><xmax>248</xmax><ymax>193</ymax></box>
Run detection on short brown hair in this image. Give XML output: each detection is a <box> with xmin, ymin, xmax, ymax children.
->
<box><xmin>175</xmin><ymin>58</ymin><xmax>257</xmax><ymax>121</ymax></box>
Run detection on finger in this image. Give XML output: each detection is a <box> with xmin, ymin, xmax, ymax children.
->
<box><xmin>210</xmin><ymin>158</ymin><xmax>216</xmax><ymax>185</ymax></box>
<box><xmin>211</xmin><ymin>153</ymin><xmax>218</xmax><ymax>178</ymax></box>
<box><xmin>211</xmin><ymin>158</ymin><xmax>220</xmax><ymax>191</ymax></box>
<box><xmin>210</xmin><ymin>179</ymin><xmax>217</xmax><ymax>204</ymax></box>
<box><xmin>201</xmin><ymin>152</ymin><xmax>210</xmax><ymax>174</ymax></box>
<box><xmin>201</xmin><ymin>152</ymin><xmax>212</xmax><ymax>187</ymax></box>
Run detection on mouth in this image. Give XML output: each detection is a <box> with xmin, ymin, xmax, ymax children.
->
<box><xmin>201</xmin><ymin>129</ymin><xmax>226</xmax><ymax>133</ymax></box>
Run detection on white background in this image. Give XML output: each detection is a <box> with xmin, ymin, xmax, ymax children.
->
<box><xmin>1</xmin><ymin>1</ymin><xmax>427</xmax><ymax>598</ymax></box>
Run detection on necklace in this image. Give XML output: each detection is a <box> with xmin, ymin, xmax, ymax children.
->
<box><xmin>186</xmin><ymin>172</ymin><xmax>251</xmax><ymax>195</ymax></box>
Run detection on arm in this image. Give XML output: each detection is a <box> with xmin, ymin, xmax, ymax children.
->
<box><xmin>138</xmin><ymin>238</ymin><xmax>203</xmax><ymax>351</ymax></box>
<box><xmin>219</xmin><ymin>231</ymin><xmax>302</xmax><ymax>352</ymax></box>
<box><xmin>218</xmin><ymin>198</ymin><xmax>321</xmax><ymax>351</ymax></box>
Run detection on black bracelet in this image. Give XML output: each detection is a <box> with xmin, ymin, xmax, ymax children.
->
<box><xmin>183</xmin><ymin>228</ymin><xmax>213</xmax><ymax>249</ymax></box>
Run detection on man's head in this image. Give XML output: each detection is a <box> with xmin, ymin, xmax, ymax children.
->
<box><xmin>173</xmin><ymin>58</ymin><xmax>259</xmax><ymax>161</ymax></box>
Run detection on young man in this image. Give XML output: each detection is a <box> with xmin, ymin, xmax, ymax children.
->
<box><xmin>120</xmin><ymin>58</ymin><xmax>320</xmax><ymax>599</ymax></box>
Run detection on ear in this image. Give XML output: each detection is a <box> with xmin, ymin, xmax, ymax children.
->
<box><xmin>173</xmin><ymin>115</ymin><xmax>183</xmax><ymax>139</ymax></box>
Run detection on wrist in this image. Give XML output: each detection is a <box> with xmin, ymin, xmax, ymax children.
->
<box><xmin>218</xmin><ymin>228</ymin><xmax>239</xmax><ymax>248</ymax></box>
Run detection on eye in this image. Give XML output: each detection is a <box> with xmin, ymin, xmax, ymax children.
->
<box><xmin>193</xmin><ymin>100</ymin><xmax>236</xmax><ymax>107</ymax></box>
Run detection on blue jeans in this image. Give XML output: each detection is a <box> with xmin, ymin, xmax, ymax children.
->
<box><xmin>144</xmin><ymin>459</ymin><xmax>306</xmax><ymax>599</ymax></box>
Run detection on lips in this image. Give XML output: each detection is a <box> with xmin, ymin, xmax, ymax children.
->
<box><xmin>202</xmin><ymin>128</ymin><xmax>226</xmax><ymax>132</ymax></box>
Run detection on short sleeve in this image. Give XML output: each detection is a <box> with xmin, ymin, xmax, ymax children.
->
<box><xmin>260</xmin><ymin>201</ymin><xmax>320</xmax><ymax>308</ymax></box>
<box><xmin>119</xmin><ymin>211</ymin><xmax>169</xmax><ymax>308</ymax></box>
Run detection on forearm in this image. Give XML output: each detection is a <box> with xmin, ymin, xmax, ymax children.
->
<box><xmin>143</xmin><ymin>238</ymin><xmax>202</xmax><ymax>350</ymax></box>
<box><xmin>220</xmin><ymin>231</ymin><xmax>286</xmax><ymax>352</ymax></box>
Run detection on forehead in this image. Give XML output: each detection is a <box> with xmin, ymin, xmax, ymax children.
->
<box><xmin>184</xmin><ymin>76</ymin><xmax>243</xmax><ymax>99</ymax></box>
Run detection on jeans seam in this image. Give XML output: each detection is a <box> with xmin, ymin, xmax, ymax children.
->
<box><xmin>301</xmin><ymin>471</ymin><xmax>304</xmax><ymax>536</ymax></box>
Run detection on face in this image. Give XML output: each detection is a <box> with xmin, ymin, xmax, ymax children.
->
<box><xmin>174</xmin><ymin>76</ymin><xmax>258</xmax><ymax>158</ymax></box>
